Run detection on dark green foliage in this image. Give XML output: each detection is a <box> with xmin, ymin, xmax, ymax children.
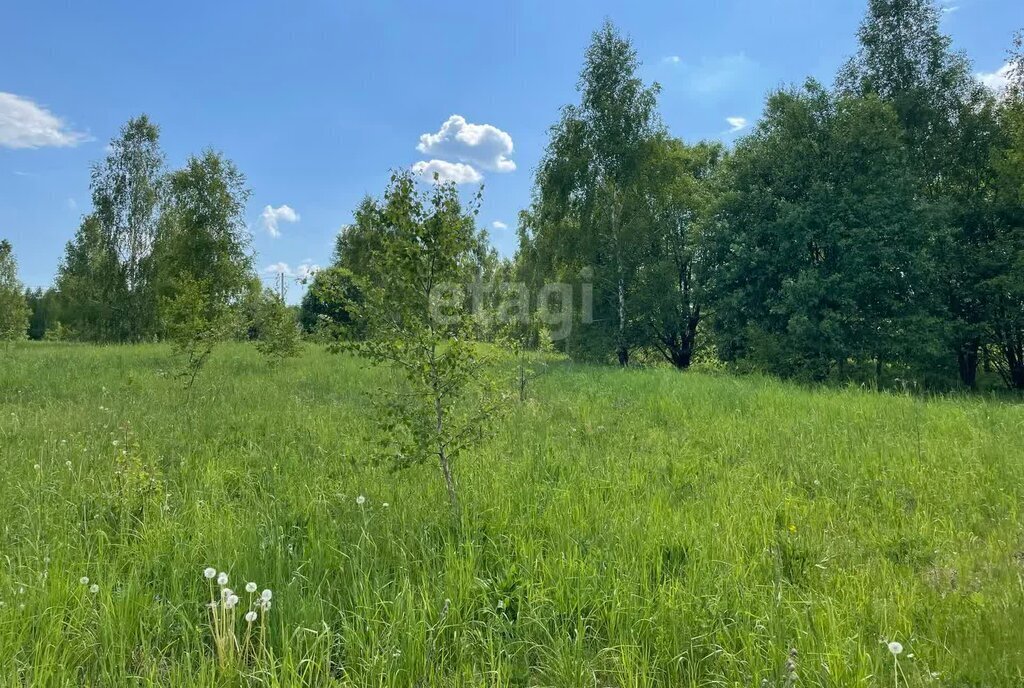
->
<box><xmin>299</xmin><ymin>266</ymin><xmax>364</xmax><ymax>340</ymax></box>
<box><xmin>705</xmin><ymin>82</ymin><xmax>941</xmax><ymax>382</ymax></box>
<box><xmin>54</xmin><ymin>215</ymin><xmax>122</xmax><ymax>341</ymax></box>
<box><xmin>985</xmin><ymin>34</ymin><xmax>1024</xmax><ymax>390</ymax></box>
<box><xmin>637</xmin><ymin>137</ymin><xmax>723</xmax><ymax>369</ymax></box>
<box><xmin>839</xmin><ymin>0</ymin><xmax>998</xmax><ymax>388</ymax></box>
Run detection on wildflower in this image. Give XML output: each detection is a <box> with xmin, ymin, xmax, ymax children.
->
<box><xmin>245</xmin><ymin>610</ymin><xmax>258</xmax><ymax>623</ymax></box>
<box><xmin>80</xmin><ymin>576</ymin><xmax>90</xmax><ymax>585</ymax></box>
<box><xmin>497</xmin><ymin>599</ymin><xmax>505</xmax><ymax>610</ymax></box>
<box><xmin>788</xmin><ymin>524</ymin><xmax>797</xmax><ymax>534</ymax></box>
<box><xmin>888</xmin><ymin>641</ymin><xmax>903</xmax><ymax>656</ymax></box>
<box><xmin>356</xmin><ymin>495</ymin><xmax>366</xmax><ymax>505</ymax></box>
<box><xmin>89</xmin><ymin>584</ymin><xmax>99</xmax><ymax>594</ymax></box>
<box><xmin>65</xmin><ymin>461</ymin><xmax>72</xmax><ymax>469</ymax></box>
<box><xmin>217</xmin><ymin>571</ymin><xmax>228</xmax><ymax>586</ymax></box>
<box><xmin>261</xmin><ymin>589</ymin><xmax>273</xmax><ymax>602</ymax></box>
<box><xmin>33</xmin><ymin>464</ymin><xmax>40</xmax><ymax>471</ymax></box>
<box><xmin>245</xmin><ymin>582</ymin><xmax>257</xmax><ymax>593</ymax></box>
<box><xmin>203</xmin><ymin>567</ymin><xmax>216</xmax><ymax>579</ymax></box>
<box><xmin>383</xmin><ymin>502</ymin><xmax>390</xmax><ymax>508</ymax></box>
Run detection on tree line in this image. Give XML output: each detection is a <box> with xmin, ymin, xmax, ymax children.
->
<box><xmin>3</xmin><ymin>116</ymin><xmax>299</xmax><ymax>364</ymax></box>
<box><xmin>3</xmin><ymin>0</ymin><xmax>1023</xmax><ymax>392</ymax></box>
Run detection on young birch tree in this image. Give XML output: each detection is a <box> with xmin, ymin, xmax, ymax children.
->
<box><xmin>350</xmin><ymin>171</ymin><xmax>501</xmax><ymax>518</ymax></box>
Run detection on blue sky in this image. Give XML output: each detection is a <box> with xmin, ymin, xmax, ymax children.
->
<box><xmin>1</xmin><ymin>0</ymin><xmax>1019</xmax><ymax>300</ymax></box>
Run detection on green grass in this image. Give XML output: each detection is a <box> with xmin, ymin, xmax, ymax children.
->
<box><xmin>0</xmin><ymin>342</ymin><xmax>1022</xmax><ymax>687</ymax></box>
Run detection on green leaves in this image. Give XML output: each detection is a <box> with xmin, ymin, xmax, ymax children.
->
<box><xmin>0</xmin><ymin>240</ymin><xmax>29</xmax><ymax>342</ymax></box>
<box><xmin>346</xmin><ymin>171</ymin><xmax>502</xmax><ymax>515</ymax></box>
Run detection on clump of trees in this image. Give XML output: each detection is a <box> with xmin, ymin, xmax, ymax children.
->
<box><xmin>514</xmin><ymin>5</ymin><xmax>1024</xmax><ymax>391</ymax></box>
<box><xmin>53</xmin><ymin>117</ymin><xmax>258</xmax><ymax>348</ymax></box>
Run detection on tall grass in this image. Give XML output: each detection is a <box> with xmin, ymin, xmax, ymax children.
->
<box><xmin>0</xmin><ymin>342</ymin><xmax>1022</xmax><ymax>686</ymax></box>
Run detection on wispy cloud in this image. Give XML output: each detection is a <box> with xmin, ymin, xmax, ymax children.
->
<box><xmin>663</xmin><ymin>55</ymin><xmax>681</xmax><ymax>64</ymax></box>
<box><xmin>491</xmin><ymin>220</ymin><xmax>508</xmax><ymax>230</ymax></box>
<box><xmin>662</xmin><ymin>53</ymin><xmax>759</xmax><ymax>99</ymax></box>
<box><xmin>259</xmin><ymin>204</ymin><xmax>300</xmax><ymax>238</ymax></box>
<box><xmin>726</xmin><ymin>116</ymin><xmax>749</xmax><ymax>133</ymax></box>
<box><xmin>0</xmin><ymin>92</ymin><xmax>91</xmax><ymax>149</ymax></box>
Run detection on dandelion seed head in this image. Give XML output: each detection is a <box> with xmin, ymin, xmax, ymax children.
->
<box><xmin>888</xmin><ymin>641</ymin><xmax>903</xmax><ymax>656</ymax></box>
<box><xmin>225</xmin><ymin>594</ymin><xmax>239</xmax><ymax>609</ymax></box>
<box><xmin>261</xmin><ymin>589</ymin><xmax>273</xmax><ymax>602</ymax></box>
<box><xmin>216</xmin><ymin>572</ymin><xmax>228</xmax><ymax>586</ymax></box>
<box><xmin>245</xmin><ymin>610</ymin><xmax>258</xmax><ymax>623</ymax></box>
<box><xmin>203</xmin><ymin>567</ymin><xmax>216</xmax><ymax>579</ymax></box>
<box><xmin>79</xmin><ymin>577</ymin><xmax>89</xmax><ymax>585</ymax></box>
<box><xmin>356</xmin><ymin>495</ymin><xmax>366</xmax><ymax>505</ymax></box>
<box><xmin>89</xmin><ymin>584</ymin><xmax>99</xmax><ymax>594</ymax></box>
<box><xmin>245</xmin><ymin>582</ymin><xmax>257</xmax><ymax>593</ymax></box>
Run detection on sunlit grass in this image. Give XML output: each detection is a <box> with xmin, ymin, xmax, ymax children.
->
<box><xmin>0</xmin><ymin>342</ymin><xmax>1022</xmax><ymax>686</ymax></box>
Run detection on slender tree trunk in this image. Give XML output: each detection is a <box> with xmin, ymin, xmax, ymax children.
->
<box><xmin>957</xmin><ymin>338</ymin><xmax>979</xmax><ymax>390</ymax></box>
<box><xmin>614</xmin><ymin>198</ymin><xmax>628</xmax><ymax>368</ymax></box>
<box><xmin>437</xmin><ymin>444</ymin><xmax>460</xmax><ymax>517</ymax></box>
<box><xmin>616</xmin><ymin>273</ymin><xmax>628</xmax><ymax>366</ymax></box>
<box><xmin>430</xmin><ymin>343</ymin><xmax>460</xmax><ymax>518</ymax></box>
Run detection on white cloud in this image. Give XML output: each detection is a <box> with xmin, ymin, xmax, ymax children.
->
<box><xmin>259</xmin><ymin>204</ymin><xmax>300</xmax><ymax>237</ymax></box>
<box><xmin>411</xmin><ymin>159</ymin><xmax>483</xmax><ymax>185</ymax></box>
<box><xmin>978</xmin><ymin>63</ymin><xmax>1012</xmax><ymax>93</ymax></box>
<box><xmin>67</xmin><ymin>198</ymin><xmax>77</xmax><ymax>210</ymax></box>
<box><xmin>264</xmin><ymin>262</ymin><xmax>291</xmax><ymax>275</ymax></box>
<box><xmin>263</xmin><ymin>261</ymin><xmax>320</xmax><ymax>282</ymax></box>
<box><xmin>726</xmin><ymin>116</ymin><xmax>748</xmax><ymax>133</ymax></box>
<box><xmin>417</xmin><ymin>115</ymin><xmax>516</xmax><ymax>173</ymax></box>
<box><xmin>491</xmin><ymin>220</ymin><xmax>508</xmax><ymax>230</ymax></box>
<box><xmin>0</xmin><ymin>92</ymin><xmax>91</xmax><ymax>149</ymax></box>
<box><xmin>663</xmin><ymin>55</ymin><xmax>682</xmax><ymax>64</ymax></box>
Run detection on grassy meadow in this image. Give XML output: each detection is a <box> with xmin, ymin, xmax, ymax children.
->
<box><xmin>0</xmin><ymin>342</ymin><xmax>1022</xmax><ymax>687</ymax></box>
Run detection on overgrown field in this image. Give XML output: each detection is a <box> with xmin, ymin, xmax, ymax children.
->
<box><xmin>0</xmin><ymin>343</ymin><xmax>1022</xmax><ymax>687</ymax></box>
